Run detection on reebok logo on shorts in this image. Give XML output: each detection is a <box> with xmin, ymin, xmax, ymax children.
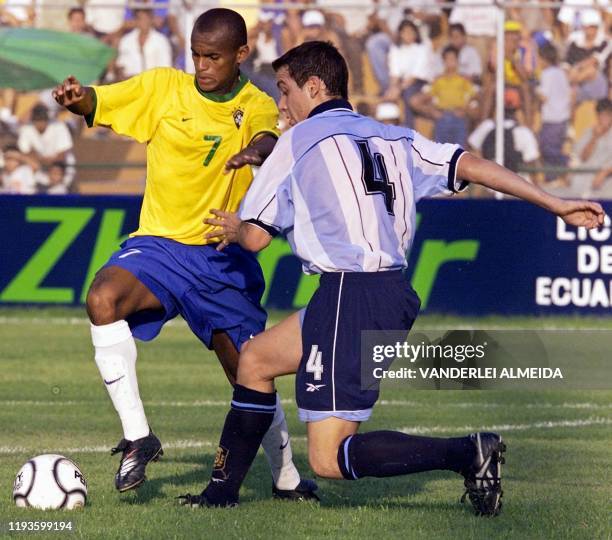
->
<box><xmin>306</xmin><ymin>383</ymin><xmax>326</xmax><ymax>392</ymax></box>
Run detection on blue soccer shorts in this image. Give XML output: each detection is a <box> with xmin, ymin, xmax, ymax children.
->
<box><xmin>102</xmin><ymin>236</ymin><xmax>267</xmax><ymax>351</ymax></box>
<box><xmin>296</xmin><ymin>270</ymin><xmax>420</xmax><ymax>423</ymax></box>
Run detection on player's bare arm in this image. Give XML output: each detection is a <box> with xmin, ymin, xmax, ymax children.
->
<box><xmin>224</xmin><ymin>133</ymin><xmax>277</xmax><ymax>172</ymax></box>
<box><xmin>52</xmin><ymin>76</ymin><xmax>95</xmax><ymax>117</ymax></box>
<box><xmin>204</xmin><ymin>209</ymin><xmax>271</xmax><ymax>252</ymax></box>
<box><xmin>592</xmin><ymin>166</ymin><xmax>612</xmax><ymax>190</ymax></box>
<box><xmin>458</xmin><ymin>152</ymin><xmax>606</xmax><ymax>229</ymax></box>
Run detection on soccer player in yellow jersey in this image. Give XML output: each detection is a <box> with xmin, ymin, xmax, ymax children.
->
<box><xmin>52</xmin><ymin>8</ymin><xmax>317</xmax><ymax>500</ymax></box>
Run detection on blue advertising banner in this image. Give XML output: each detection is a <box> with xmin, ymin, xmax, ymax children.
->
<box><xmin>0</xmin><ymin>195</ymin><xmax>610</xmax><ymax>315</ymax></box>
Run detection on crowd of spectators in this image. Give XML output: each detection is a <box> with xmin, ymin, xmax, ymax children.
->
<box><xmin>0</xmin><ymin>0</ymin><xmax>611</xmax><ymax>196</ymax></box>
<box><xmin>1</xmin><ymin>103</ymin><xmax>75</xmax><ymax>194</ymax></box>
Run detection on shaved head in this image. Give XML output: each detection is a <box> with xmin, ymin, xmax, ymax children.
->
<box><xmin>192</xmin><ymin>8</ymin><xmax>247</xmax><ymax>51</ymax></box>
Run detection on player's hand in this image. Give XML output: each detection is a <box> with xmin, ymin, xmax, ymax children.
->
<box><xmin>224</xmin><ymin>147</ymin><xmax>263</xmax><ymax>173</ymax></box>
<box><xmin>204</xmin><ymin>209</ymin><xmax>242</xmax><ymax>251</ymax></box>
<box><xmin>556</xmin><ymin>200</ymin><xmax>606</xmax><ymax>229</ymax></box>
<box><xmin>52</xmin><ymin>76</ymin><xmax>84</xmax><ymax>107</ymax></box>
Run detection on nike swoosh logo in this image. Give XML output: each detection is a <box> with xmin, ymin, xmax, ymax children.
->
<box><xmin>104</xmin><ymin>375</ymin><xmax>125</xmax><ymax>385</ymax></box>
<box><xmin>182</xmin><ymin>117</ymin><xmax>192</xmax><ymax>122</ymax></box>
<box><xmin>118</xmin><ymin>249</ymin><xmax>142</xmax><ymax>259</ymax></box>
<box><xmin>279</xmin><ymin>438</ymin><xmax>289</xmax><ymax>450</ymax></box>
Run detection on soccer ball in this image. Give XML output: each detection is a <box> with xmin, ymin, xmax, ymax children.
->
<box><xmin>13</xmin><ymin>454</ymin><xmax>87</xmax><ymax>510</ymax></box>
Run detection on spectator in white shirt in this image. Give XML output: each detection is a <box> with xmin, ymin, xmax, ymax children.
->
<box><xmin>468</xmin><ymin>88</ymin><xmax>541</xmax><ymax>182</ymax></box>
<box><xmin>384</xmin><ymin>19</ymin><xmax>433</xmax><ymax>127</ymax></box>
<box><xmin>537</xmin><ymin>43</ymin><xmax>571</xmax><ymax>184</ymax></box>
<box><xmin>557</xmin><ymin>0</ymin><xmax>612</xmax><ymax>35</ymax></box>
<box><xmin>67</xmin><ymin>7</ymin><xmax>95</xmax><ymax>37</ymax></box>
<box><xmin>17</xmin><ymin>103</ymin><xmax>75</xmax><ymax>187</ymax></box>
<box><xmin>448</xmin><ymin>0</ymin><xmax>496</xmax><ymax>60</ymax></box>
<box><xmin>39</xmin><ymin>162</ymin><xmax>69</xmax><ymax>195</ymax></box>
<box><xmin>364</xmin><ymin>0</ymin><xmax>409</xmax><ymax>94</ymax></box>
<box><xmin>0</xmin><ymin>0</ymin><xmax>34</xmax><ymax>26</ymax></box>
<box><xmin>115</xmin><ymin>9</ymin><xmax>172</xmax><ymax>79</ymax></box>
<box><xmin>86</xmin><ymin>0</ymin><xmax>127</xmax><ymax>45</ymax></box>
<box><xmin>1</xmin><ymin>145</ymin><xmax>37</xmax><ymax>194</ymax></box>
<box><xmin>564</xmin><ymin>9</ymin><xmax>610</xmax><ymax>104</ymax></box>
<box><xmin>245</xmin><ymin>11</ymin><xmax>283</xmax><ymax>100</ymax></box>
<box><xmin>432</xmin><ymin>23</ymin><xmax>483</xmax><ymax>84</ymax></box>
<box><xmin>572</xmin><ymin>98</ymin><xmax>612</xmax><ymax>196</ymax></box>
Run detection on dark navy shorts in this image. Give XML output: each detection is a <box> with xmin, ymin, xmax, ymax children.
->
<box><xmin>296</xmin><ymin>270</ymin><xmax>420</xmax><ymax>423</ymax></box>
<box><xmin>103</xmin><ymin>236</ymin><xmax>267</xmax><ymax>350</ymax></box>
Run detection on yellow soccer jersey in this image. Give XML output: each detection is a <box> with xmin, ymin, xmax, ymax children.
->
<box><xmin>87</xmin><ymin>68</ymin><xmax>279</xmax><ymax>245</ymax></box>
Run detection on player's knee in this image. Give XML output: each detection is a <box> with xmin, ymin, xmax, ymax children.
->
<box><xmin>236</xmin><ymin>340</ymin><xmax>264</xmax><ymax>385</ymax></box>
<box><xmin>308</xmin><ymin>448</ymin><xmax>343</xmax><ymax>479</ymax></box>
<box><xmin>86</xmin><ymin>282</ymin><xmax>122</xmax><ymax>325</ymax></box>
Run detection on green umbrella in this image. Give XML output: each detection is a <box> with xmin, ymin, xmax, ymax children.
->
<box><xmin>0</xmin><ymin>28</ymin><xmax>116</xmax><ymax>91</ymax></box>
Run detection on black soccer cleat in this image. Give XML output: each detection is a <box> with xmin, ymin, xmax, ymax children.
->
<box><xmin>460</xmin><ymin>432</ymin><xmax>506</xmax><ymax>516</ymax></box>
<box><xmin>111</xmin><ymin>430</ymin><xmax>163</xmax><ymax>492</ymax></box>
<box><xmin>272</xmin><ymin>478</ymin><xmax>320</xmax><ymax>502</ymax></box>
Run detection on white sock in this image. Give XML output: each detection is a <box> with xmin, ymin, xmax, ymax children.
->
<box><xmin>261</xmin><ymin>394</ymin><xmax>301</xmax><ymax>490</ymax></box>
<box><xmin>91</xmin><ymin>321</ymin><xmax>150</xmax><ymax>441</ymax></box>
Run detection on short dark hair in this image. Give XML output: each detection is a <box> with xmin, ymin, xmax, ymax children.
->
<box><xmin>134</xmin><ymin>8</ymin><xmax>153</xmax><ymax>17</ymax></box>
<box><xmin>442</xmin><ymin>45</ymin><xmax>460</xmax><ymax>59</ymax></box>
<box><xmin>596</xmin><ymin>97</ymin><xmax>612</xmax><ymax>113</ymax></box>
<box><xmin>449</xmin><ymin>23</ymin><xmax>467</xmax><ymax>36</ymax></box>
<box><xmin>272</xmin><ymin>41</ymin><xmax>349</xmax><ymax>100</ymax></box>
<box><xmin>192</xmin><ymin>8</ymin><xmax>247</xmax><ymax>50</ymax></box>
<box><xmin>397</xmin><ymin>19</ymin><xmax>421</xmax><ymax>44</ymax></box>
<box><xmin>3</xmin><ymin>144</ymin><xmax>19</xmax><ymax>153</ymax></box>
<box><xmin>49</xmin><ymin>161</ymin><xmax>66</xmax><ymax>171</ymax></box>
<box><xmin>538</xmin><ymin>42</ymin><xmax>558</xmax><ymax>65</ymax></box>
<box><xmin>67</xmin><ymin>7</ymin><xmax>84</xmax><ymax>18</ymax></box>
<box><xmin>31</xmin><ymin>104</ymin><xmax>49</xmax><ymax>121</ymax></box>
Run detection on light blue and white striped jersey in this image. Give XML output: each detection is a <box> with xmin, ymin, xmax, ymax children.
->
<box><xmin>240</xmin><ymin>100</ymin><xmax>467</xmax><ymax>274</ymax></box>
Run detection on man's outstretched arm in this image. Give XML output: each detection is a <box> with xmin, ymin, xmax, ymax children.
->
<box><xmin>457</xmin><ymin>152</ymin><xmax>606</xmax><ymax>228</ymax></box>
<box><xmin>52</xmin><ymin>76</ymin><xmax>95</xmax><ymax>117</ymax></box>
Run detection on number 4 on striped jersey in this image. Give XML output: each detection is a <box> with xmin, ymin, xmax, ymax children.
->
<box><xmin>306</xmin><ymin>345</ymin><xmax>323</xmax><ymax>381</ymax></box>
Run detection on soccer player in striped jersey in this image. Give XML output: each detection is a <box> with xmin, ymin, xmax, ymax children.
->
<box><xmin>52</xmin><ymin>8</ymin><xmax>317</xmax><ymax>500</ymax></box>
<box><xmin>182</xmin><ymin>41</ymin><xmax>605</xmax><ymax>514</ymax></box>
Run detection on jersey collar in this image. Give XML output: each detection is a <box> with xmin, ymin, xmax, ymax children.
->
<box><xmin>307</xmin><ymin>98</ymin><xmax>353</xmax><ymax>119</ymax></box>
<box><xmin>194</xmin><ymin>71</ymin><xmax>249</xmax><ymax>103</ymax></box>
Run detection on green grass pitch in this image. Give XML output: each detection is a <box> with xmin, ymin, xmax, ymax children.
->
<box><xmin>0</xmin><ymin>308</ymin><xmax>610</xmax><ymax>539</ymax></box>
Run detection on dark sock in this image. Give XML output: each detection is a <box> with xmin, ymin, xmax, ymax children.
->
<box><xmin>337</xmin><ymin>431</ymin><xmax>475</xmax><ymax>479</ymax></box>
<box><xmin>203</xmin><ymin>384</ymin><xmax>276</xmax><ymax>505</ymax></box>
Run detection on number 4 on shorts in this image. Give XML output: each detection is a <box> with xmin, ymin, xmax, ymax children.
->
<box><xmin>306</xmin><ymin>345</ymin><xmax>323</xmax><ymax>381</ymax></box>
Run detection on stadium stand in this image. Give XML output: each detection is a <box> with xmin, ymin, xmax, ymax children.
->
<box><xmin>0</xmin><ymin>1</ymin><xmax>610</xmax><ymax>196</ymax></box>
